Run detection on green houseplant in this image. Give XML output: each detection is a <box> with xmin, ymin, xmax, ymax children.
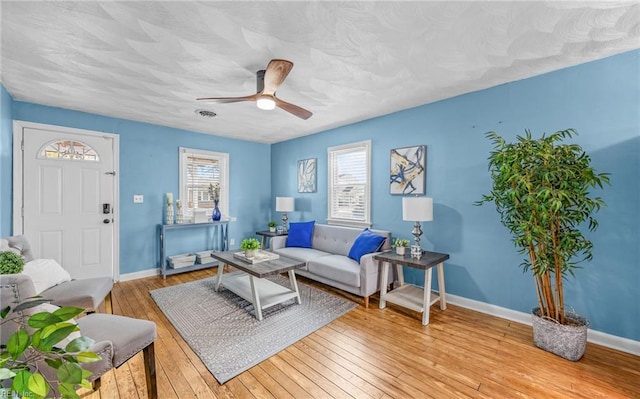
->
<box><xmin>268</xmin><ymin>221</ymin><xmax>277</xmax><ymax>233</ymax></box>
<box><xmin>240</xmin><ymin>238</ymin><xmax>260</xmax><ymax>258</ymax></box>
<box><xmin>393</xmin><ymin>238</ymin><xmax>410</xmax><ymax>256</ymax></box>
<box><xmin>1</xmin><ymin>299</ymin><xmax>100</xmax><ymax>398</ymax></box>
<box><xmin>477</xmin><ymin>128</ymin><xmax>609</xmax><ymax>360</ymax></box>
<box><xmin>0</xmin><ymin>251</ymin><xmax>25</xmax><ymax>275</ymax></box>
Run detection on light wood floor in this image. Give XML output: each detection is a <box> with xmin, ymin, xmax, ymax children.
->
<box><xmin>81</xmin><ymin>267</ymin><xmax>640</xmax><ymax>399</ymax></box>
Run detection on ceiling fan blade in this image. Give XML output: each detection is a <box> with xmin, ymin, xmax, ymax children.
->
<box><xmin>275</xmin><ymin>97</ymin><xmax>313</xmax><ymax>120</ymax></box>
<box><xmin>196</xmin><ymin>94</ymin><xmax>257</xmax><ymax>103</ymax></box>
<box><xmin>262</xmin><ymin>59</ymin><xmax>294</xmax><ymax>95</ymax></box>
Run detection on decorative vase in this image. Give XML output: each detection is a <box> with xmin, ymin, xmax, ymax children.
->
<box><xmin>212</xmin><ymin>200</ymin><xmax>222</xmax><ymax>221</ymax></box>
<box><xmin>531</xmin><ymin>307</ymin><xmax>589</xmax><ymax>361</ymax></box>
<box><xmin>165</xmin><ymin>204</ymin><xmax>174</xmax><ymax>225</ymax></box>
<box><xmin>176</xmin><ymin>207</ymin><xmax>184</xmax><ymax>224</ymax></box>
<box><xmin>395</xmin><ymin>247</ymin><xmax>406</xmax><ymax>256</ymax></box>
<box><xmin>245</xmin><ymin>249</ymin><xmax>257</xmax><ymax>258</ymax></box>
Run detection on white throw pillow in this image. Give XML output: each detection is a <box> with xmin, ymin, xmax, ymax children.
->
<box><xmin>22</xmin><ymin>258</ymin><xmax>72</xmax><ymax>294</ymax></box>
<box><xmin>30</xmin><ymin>303</ymin><xmax>81</xmax><ymax>348</ymax></box>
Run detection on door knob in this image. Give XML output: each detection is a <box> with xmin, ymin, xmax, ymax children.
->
<box><xmin>103</xmin><ymin>219</ymin><xmax>111</xmax><ymax>224</ymax></box>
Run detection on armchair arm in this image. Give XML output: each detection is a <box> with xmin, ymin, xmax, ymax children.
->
<box><xmin>359</xmin><ymin>251</ymin><xmax>393</xmax><ymax>297</ymax></box>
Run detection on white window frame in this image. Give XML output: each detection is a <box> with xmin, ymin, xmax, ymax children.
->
<box><xmin>327</xmin><ymin>140</ymin><xmax>372</xmax><ymax>228</ymax></box>
<box><xmin>179</xmin><ymin>147</ymin><xmax>229</xmax><ymax>219</ymax></box>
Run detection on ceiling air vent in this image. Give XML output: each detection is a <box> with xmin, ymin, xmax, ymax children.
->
<box><xmin>195</xmin><ymin>109</ymin><xmax>217</xmax><ymax>118</ymax></box>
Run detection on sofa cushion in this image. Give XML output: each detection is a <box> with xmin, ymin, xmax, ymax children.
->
<box><xmin>272</xmin><ymin>247</ymin><xmax>331</xmax><ymax>271</ymax></box>
<box><xmin>347</xmin><ymin>229</ymin><xmax>386</xmax><ymax>262</ymax></box>
<box><xmin>286</xmin><ymin>221</ymin><xmax>315</xmax><ymax>248</ymax></box>
<box><xmin>308</xmin><ymin>255</ymin><xmax>361</xmax><ymax>288</ymax></box>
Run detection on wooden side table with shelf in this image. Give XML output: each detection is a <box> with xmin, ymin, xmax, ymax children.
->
<box><xmin>374</xmin><ymin>250</ymin><xmax>449</xmax><ymax>325</ymax></box>
<box><xmin>255</xmin><ymin>230</ymin><xmax>288</xmax><ymax>249</ymax></box>
<box><xmin>158</xmin><ymin>220</ymin><xmax>229</xmax><ymax>279</ymax></box>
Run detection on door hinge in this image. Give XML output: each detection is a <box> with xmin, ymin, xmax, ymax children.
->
<box><xmin>105</xmin><ymin>171</ymin><xmax>116</xmax><ymax>176</ymax></box>
<box><xmin>21</xmin><ymin>140</ymin><xmax>24</xmax><ymax>151</ymax></box>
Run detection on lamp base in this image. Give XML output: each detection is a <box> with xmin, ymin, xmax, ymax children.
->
<box><xmin>281</xmin><ymin>212</ymin><xmax>289</xmax><ymax>232</ymax></box>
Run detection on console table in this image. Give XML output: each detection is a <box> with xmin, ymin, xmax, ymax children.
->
<box><xmin>374</xmin><ymin>250</ymin><xmax>449</xmax><ymax>325</ymax></box>
<box><xmin>158</xmin><ymin>220</ymin><xmax>229</xmax><ymax>279</ymax></box>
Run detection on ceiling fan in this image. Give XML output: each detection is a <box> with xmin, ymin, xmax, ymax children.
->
<box><xmin>197</xmin><ymin>59</ymin><xmax>312</xmax><ymax>120</ymax></box>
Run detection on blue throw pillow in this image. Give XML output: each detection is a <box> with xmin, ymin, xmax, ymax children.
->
<box><xmin>286</xmin><ymin>221</ymin><xmax>315</xmax><ymax>248</ymax></box>
<box><xmin>348</xmin><ymin>229</ymin><xmax>386</xmax><ymax>262</ymax></box>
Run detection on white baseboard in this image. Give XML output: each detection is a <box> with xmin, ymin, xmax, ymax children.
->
<box><xmin>446</xmin><ymin>293</ymin><xmax>640</xmax><ymax>356</ymax></box>
<box><xmin>117</xmin><ymin>268</ymin><xmax>159</xmax><ymax>282</ymax></box>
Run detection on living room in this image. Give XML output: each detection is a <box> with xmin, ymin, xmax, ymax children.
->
<box><xmin>1</xmin><ymin>2</ymin><xmax>639</xmax><ymax>398</ymax></box>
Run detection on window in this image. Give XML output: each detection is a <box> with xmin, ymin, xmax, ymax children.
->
<box><xmin>179</xmin><ymin>148</ymin><xmax>229</xmax><ymax>217</ymax></box>
<box><xmin>38</xmin><ymin>140</ymin><xmax>99</xmax><ymax>161</ymax></box>
<box><xmin>327</xmin><ymin>140</ymin><xmax>371</xmax><ymax>228</ymax></box>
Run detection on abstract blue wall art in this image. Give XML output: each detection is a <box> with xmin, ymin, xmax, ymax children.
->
<box><xmin>390</xmin><ymin>145</ymin><xmax>426</xmax><ymax>195</ymax></box>
<box><xmin>297</xmin><ymin>158</ymin><xmax>317</xmax><ymax>193</ymax></box>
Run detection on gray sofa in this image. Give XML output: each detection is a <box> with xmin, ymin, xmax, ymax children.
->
<box><xmin>270</xmin><ymin>223</ymin><xmax>392</xmax><ymax>308</ymax></box>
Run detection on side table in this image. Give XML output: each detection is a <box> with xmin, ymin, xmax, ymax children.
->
<box><xmin>255</xmin><ymin>230</ymin><xmax>288</xmax><ymax>249</ymax></box>
<box><xmin>374</xmin><ymin>250</ymin><xmax>449</xmax><ymax>325</ymax></box>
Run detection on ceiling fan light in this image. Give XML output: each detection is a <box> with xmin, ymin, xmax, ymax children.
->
<box><xmin>256</xmin><ymin>96</ymin><xmax>276</xmax><ymax>110</ymax></box>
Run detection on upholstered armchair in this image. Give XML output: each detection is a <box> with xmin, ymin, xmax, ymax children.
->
<box><xmin>1</xmin><ymin>235</ymin><xmax>113</xmax><ymax>313</ymax></box>
<box><xmin>0</xmin><ymin>274</ymin><xmax>157</xmax><ymax>398</ymax></box>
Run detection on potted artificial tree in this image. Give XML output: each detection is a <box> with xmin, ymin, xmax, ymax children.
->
<box><xmin>477</xmin><ymin>128</ymin><xmax>609</xmax><ymax>361</ymax></box>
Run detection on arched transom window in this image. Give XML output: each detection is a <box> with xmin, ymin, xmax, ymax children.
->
<box><xmin>38</xmin><ymin>140</ymin><xmax>100</xmax><ymax>161</ymax></box>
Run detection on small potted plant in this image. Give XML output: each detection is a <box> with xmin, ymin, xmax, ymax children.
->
<box><xmin>268</xmin><ymin>221</ymin><xmax>277</xmax><ymax>233</ymax></box>
<box><xmin>240</xmin><ymin>238</ymin><xmax>260</xmax><ymax>258</ymax></box>
<box><xmin>393</xmin><ymin>238</ymin><xmax>410</xmax><ymax>256</ymax></box>
<box><xmin>0</xmin><ymin>251</ymin><xmax>25</xmax><ymax>274</ymax></box>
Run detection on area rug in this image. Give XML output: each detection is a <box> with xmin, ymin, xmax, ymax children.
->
<box><xmin>149</xmin><ymin>273</ymin><xmax>356</xmax><ymax>383</ymax></box>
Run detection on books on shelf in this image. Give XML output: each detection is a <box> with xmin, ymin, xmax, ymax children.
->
<box><xmin>195</xmin><ymin>250</ymin><xmax>215</xmax><ymax>264</ymax></box>
<box><xmin>168</xmin><ymin>253</ymin><xmax>196</xmax><ymax>268</ymax></box>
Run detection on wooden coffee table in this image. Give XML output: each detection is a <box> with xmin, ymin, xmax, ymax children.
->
<box><xmin>210</xmin><ymin>251</ymin><xmax>305</xmax><ymax>320</ymax></box>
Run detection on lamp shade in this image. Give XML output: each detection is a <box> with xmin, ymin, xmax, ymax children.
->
<box><xmin>402</xmin><ymin>197</ymin><xmax>433</xmax><ymax>222</ymax></box>
<box><xmin>276</xmin><ymin>197</ymin><xmax>294</xmax><ymax>212</ymax></box>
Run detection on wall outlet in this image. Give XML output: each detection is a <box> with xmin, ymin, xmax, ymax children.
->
<box><xmin>229</xmin><ymin>238</ymin><xmax>235</xmax><ymax>246</ymax></box>
<box><xmin>133</xmin><ymin>195</ymin><xmax>144</xmax><ymax>203</ymax></box>
<box><xmin>230</xmin><ymin>217</ymin><xmax>237</xmax><ymax>222</ymax></box>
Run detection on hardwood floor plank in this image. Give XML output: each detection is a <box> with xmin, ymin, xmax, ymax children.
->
<box><xmin>96</xmin><ymin>271</ymin><xmax>639</xmax><ymax>399</ymax></box>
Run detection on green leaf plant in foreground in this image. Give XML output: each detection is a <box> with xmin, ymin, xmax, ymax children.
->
<box><xmin>476</xmin><ymin>129</ymin><xmax>610</xmax><ymax>324</ymax></box>
<box><xmin>1</xmin><ymin>299</ymin><xmax>101</xmax><ymax>398</ymax></box>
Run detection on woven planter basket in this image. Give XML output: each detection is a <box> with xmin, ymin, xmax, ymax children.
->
<box><xmin>531</xmin><ymin>307</ymin><xmax>589</xmax><ymax>361</ymax></box>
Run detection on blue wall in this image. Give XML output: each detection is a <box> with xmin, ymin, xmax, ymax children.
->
<box><xmin>272</xmin><ymin>50</ymin><xmax>640</xmax><ymax>341</ymax></box>
<box><xmin>10</xmin><ymin>103</ymin><xmax>271</xmax><ymax>275</ymax></box>
<box><xmin>0</xmin><ymin>85</ymin><xmax>14</xmax><ymax>237</ymax></box>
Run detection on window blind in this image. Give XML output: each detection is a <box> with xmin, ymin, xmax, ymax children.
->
<box><xmin>328</xmin><ymin>141</ymin><xmax>370</xmax><ymax>226</ymax></box>
<box><xmin>185</xmin><ymin>154</ymin><xmax>220</xmax><ymax>209</ymax></box>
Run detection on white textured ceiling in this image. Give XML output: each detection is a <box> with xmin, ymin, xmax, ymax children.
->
<box><xmin>1</xmin><ymin>1</ymin><xmax>639</xmax><ymax>143</ymax></box>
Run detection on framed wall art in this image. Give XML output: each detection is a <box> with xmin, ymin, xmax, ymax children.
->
<box><xmin>297</xmin><ymin>158</ymin><xmax>317</xmax><ymax>193</ymax></box>
<box><xmin>390</xmin><ymin>145</ymin><xmax>426</xmax><ymax>195</ymax></box>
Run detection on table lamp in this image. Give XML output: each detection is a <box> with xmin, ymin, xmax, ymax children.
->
<box><xmin>276</xmin><ymin>197</ymin><xmax>294</xmax><ymax>232</ymax></box>
<box><xmin>402</xmin><ymin>197</ymin><xmax>433</xmax><ymax>258</ymax></box>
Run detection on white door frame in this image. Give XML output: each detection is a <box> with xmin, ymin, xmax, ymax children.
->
<box><xmin>12</xmin><ymin>120</ymin><xmax>120</xmax><ymax>281</ymax></box>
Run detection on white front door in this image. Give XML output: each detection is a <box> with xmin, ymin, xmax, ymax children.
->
<box><xmin>14</xmin><ymin>122</ymin><xmax>118</xmax><ymax>279</ymax></box>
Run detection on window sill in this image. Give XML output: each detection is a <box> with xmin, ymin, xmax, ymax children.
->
<box><xmin>326</xmin><ymin>218</ymin><xmax>372</xmax><ymax>229</ymax></box>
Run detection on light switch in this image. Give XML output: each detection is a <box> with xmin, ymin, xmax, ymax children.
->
<box><xmin>133</xmin><ymin>195</ymin><xmax>144</xmax><ymax>203</ymax></box>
